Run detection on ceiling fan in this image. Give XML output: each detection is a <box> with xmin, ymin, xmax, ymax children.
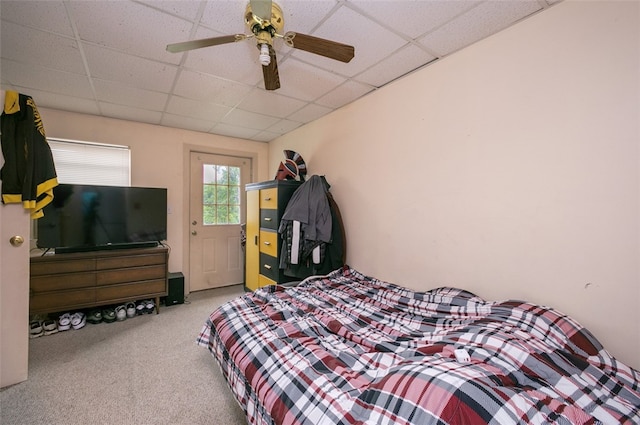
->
<box><xmin>166</xmin><ymin>0</ymin><xmax>355</xmax><ymax>91</ymax></box>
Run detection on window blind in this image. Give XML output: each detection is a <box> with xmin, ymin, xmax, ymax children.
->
<box><xmin>48</xmin><ymin>139</ymin><xmax>130</xmax><ymax>186</ymax></box>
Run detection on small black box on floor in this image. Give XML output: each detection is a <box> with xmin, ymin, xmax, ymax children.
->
<box><xmin>163</xmin><ymin>272</ymin><xmax>184</xmax><ymax>306</ymax></box>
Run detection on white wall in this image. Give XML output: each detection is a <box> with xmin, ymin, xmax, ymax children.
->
<box><xmin>37</xmin><ymin>109</ymin><xmax>271</xmax><ymax>289</ymax></box>
<box><xmin>269</xmin><ymin>0</ymin><xmax>639</xmax><ymax>369</ymax></box>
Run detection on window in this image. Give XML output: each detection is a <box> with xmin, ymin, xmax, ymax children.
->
<box><xmin>47</xmin><ymin>138</ymin><xmax>130</xmax><ymax>186</ymax></box>
<box><xmin>203</xmin><ymin>164</ymin><xmax>241</xmax><ymax>225</ymax></box>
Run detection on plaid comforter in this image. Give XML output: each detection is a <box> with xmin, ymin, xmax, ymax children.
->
<box><xmin>197</xmin><ymin>267</ymin><xmax>640</xmax><ymax>425</ymax></box>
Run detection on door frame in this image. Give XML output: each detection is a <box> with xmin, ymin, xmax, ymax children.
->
<box><xmin>181</xmin><ymin>144</ymin><xmax>258</xmax><ymax>294</ymax></box>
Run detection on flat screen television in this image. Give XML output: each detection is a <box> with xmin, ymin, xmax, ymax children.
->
<box><xmin>37</xmin><ymin>183</ymin><xmax>168</xmax><ymax>254</ymax></box>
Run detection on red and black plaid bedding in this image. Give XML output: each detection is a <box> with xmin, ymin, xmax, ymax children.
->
<box><xmin>197</xmin><ymin>266</ymin><xmax>640</xmax><ymax>425</ymax></box>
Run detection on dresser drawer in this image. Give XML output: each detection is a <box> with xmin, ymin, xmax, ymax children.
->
<box><xmin>30</xmin><ymin>289</ymin><xmax>97</xmax><ymax>313</ymax></box>
<box><xmin>259</xmin><ymin>252</ymin><xmax>279</xmax><ymax>282</ymax></box>
<box><xmin>260</xmin><ymin>209</ymin><xmax>278</xmax><ymax>230</ymax></box>
<box><xmin>96</xmin><ymin>279</ymin><xmax>166</xmax><ymax>301</ymax></box>
<box><xmin>258</xmin><ymin>274</ymin><xmax>276</xmax><ymax>288</ymax></box>
<box><xmin>97</xmin><ymin>264</ymin><xmax>166</xmax><ymax>285</ymax></box>
<box><xmin>31</xmin><ymin>258</ymin><xmax>94</xmax><ymax>275</ymax></box>
<box><xmin>98</xmin><ymin>252</ymin><xmax>166</xmax><ymax>270</ymax></box>
<box><xmin>31</xmin><ymin>272</ymin><xmax>96</xmax><ymax>292</ymax></box>
<box><xmin>259</xmin><ymin>230</ymin><xmax>278</xmax><ymax>257</ymax></box>
<box><xmin>259</xmin><ymin>188</ymin><xmax>278</xmax><ymax>209</ymax></box>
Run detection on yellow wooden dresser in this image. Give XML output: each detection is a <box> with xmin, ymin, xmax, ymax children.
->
<box><xmin>245</xmin><ymin>180</ymin><xmax>302</xmax><ymax>291</ymax></box>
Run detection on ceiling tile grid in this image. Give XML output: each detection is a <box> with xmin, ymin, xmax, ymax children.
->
<box><xmin>1</xmin><ymin>0</ymin><xmax>560</xmax><ymax>142</ymax></box>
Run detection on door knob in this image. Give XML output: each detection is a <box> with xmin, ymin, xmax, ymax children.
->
<box><xmin>192</xmin><ymin>220</ymin><xmax>197</xmax><ymax>225</ymax></box>
<box><xmin>10</xmin><ymin>235</ymin><xmax>24</xmax><ymax>247</ymax></box>
<box><xmin>191</xmin><ymin>230</ymin><xmax>197</xmax><ymax>236</ymax></box>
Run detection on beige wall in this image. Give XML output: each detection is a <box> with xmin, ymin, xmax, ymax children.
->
<box><xmin>270</xmin><ymin>1</ymin><xmax>639</xmax><ymax>369</ymax></box>
<box><xmin>38</xmin><ymin>109</ymin><xmax>271</xmax><ymax>289</ymax></box>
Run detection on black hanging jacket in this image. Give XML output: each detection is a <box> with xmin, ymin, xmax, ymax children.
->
<box><xmin>279</xmin><ymin>175</ymin><xmax>346</xmax><ymax>279</ymax></box>
<box><xmin>1</xmin><ymin>91</ymin><xmax>58</xmax><ymax>218</ymax></box>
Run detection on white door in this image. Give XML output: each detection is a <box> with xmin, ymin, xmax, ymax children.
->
<box><xmin>189</xmin><ymin>152</ymin><xmax>251</xmax><ymax>291</ymax></box>
<box><xmin>0</xmin><ymin>203</ymin><xmax>30</xmax><ymax>388</ymax></box>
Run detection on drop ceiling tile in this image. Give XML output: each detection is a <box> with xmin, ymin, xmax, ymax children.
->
<box><xmin>199</xmin><ymin>0</ymin><xmax>248</xmax><ymax>34</ymax></box>
<box><xmin>136</xmin><ymin>0</ymin><xmax>203</xmax><ymax>21</ymax></box>
<box><xmin>0</xmin><ymin>22</ymin><xmax>85</xmax><ymax>74</ymax></box>
<box><xmin>0</xmin><ymin>0</ymin><xmax>74</xmax><ymax>36</ymax></box>
<box><xmin>252</xmin><ymin>130</ymin><xmax>280</xmax><ymax>142</ymax></box>
<box><xmin>356</xmin><ymin>44</ymin><xmax>436</xmax><ymax>88</ymax></box>
<box><xmin>271</xmin><ymin>58</ymin><xmax>346</xmax><ymax>102</ymax></box>
<box><xmin>0</xmin><ymin>60</ymin><xmax>93</xmax><ymax>99</ymax></box>
<box><xmin>278</xmin><ymin>0</ymin><xmax>338</xmax><ymax>34</ymax></box>
<box><xmin>69</xmin><ymin>1</ymin><xmax>193</xmax><ymax>65</ymax></box>
<box><xmin>161</xmin><ymin>113</ymin><xmax>216</xmax><ymax>133</ymax></box>
<box><xmin>236</xmin><ymin>88</ymin><xmax>307</xmax><ymax>118</ymax></box>
<box><xmin>287</xmin><ymin>103</ymin><xmax>333</xmax><ymax>123</ymax></box>
<box><xmin>173</xmin><ymin>69</ymin><xmax>253</xmax><ymax>107</ymax></box>
<box><xmin>211</xmin><ymin>123</ymin><xmax>262</xmax><ymax>140</ymax></box>
<box><xmin>266</xmin><ymin>119</ymin><xmax>303</xmax><ymax>134</ymax></box>
<box><xmin>13</xmin><ymin>88</ymin><xmax>101</xmax><ymax>116</ymax></box>
<box><xmin>291</xmin><ymin>5</ymin><xmax>407</xmax><ymax>77</ymax></box>
<box><xmin>93</xmin><ymin>79</ymin><xmax>168</xmax><ymax>111</ymax></box>
<box><xmin>315</xmin><ymin>80</ymin><xmax>374</xmax><ymax>109</ymax></box>
<box><xmin>347</xmin><ymin>0</ymin><xmax>480</xmax><ymax>40</ymax></box>
<box><xmin>83</xmin><ymin>45</ymin><xmax>178</xmax><ymax>92</ymax></box>
<box><xmin>99</xmin><ymin>102</ymin><xmax>163</xmax><ymax>125</ymax></box>
<box><xmin>165</xmin><ymin>96</ymin><xmax>232</xmax><ymax>122</ymax></box>
<box><xmin>220</xmin><ymin>108</ymin><xmax>280</xmax><ymax>131</ymax></box>
<box><xmin>418</xmin><ymin>1</ymin><xmax>543</xmax><ymax>56</ymax></box>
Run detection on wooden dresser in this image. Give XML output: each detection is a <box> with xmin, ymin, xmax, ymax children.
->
<box><xmin>29</xmin><ymin>246</ymin><xmax>168</xmax><ymax>315</ymax></box>
<box><xmin>245</xmin><ymin>180</ymin><xmax>301</xmax><ymax>291</ymax></box>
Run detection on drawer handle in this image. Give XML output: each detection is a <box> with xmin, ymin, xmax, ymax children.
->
<box><xmin>264</xmin><ymin>197</ymin><xmax>272</xmax><ymax>201</ymax></box>
<box><xmin>263</xmin><ymin>241</ymin><xmax>271</xmax><ymax>246</ymax></box>
<box><xmin>263</xmin><ymin>264</ymin><xmax>272</xmax><ymax>270</ymax></box>
<box><xmin>264</xmin><ymin>217</ymin><xmax>272</xmax><ymax>222</ymax></box>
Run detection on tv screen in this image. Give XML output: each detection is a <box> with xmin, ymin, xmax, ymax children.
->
<box><xmin>37</xmin><ymin>184</ymin><xmax>167</xmax><ymax>253</ymax></box>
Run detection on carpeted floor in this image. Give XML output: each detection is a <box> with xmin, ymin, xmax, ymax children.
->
<box><xmin>0</xmin><ymin>285</ymin><xmax>248</xmax><ymax>425</ymax></box>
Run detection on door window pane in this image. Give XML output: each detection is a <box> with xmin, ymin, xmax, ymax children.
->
<box><xmin>203</xmin><ymin>164</ymin><xmax>241</xmax><ymax>225</ymax></box>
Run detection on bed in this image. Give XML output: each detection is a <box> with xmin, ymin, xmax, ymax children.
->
<box><xmin>197</xmin><ymin>266</ymin><xmax>640</xmax><ymax>425</ymax></box>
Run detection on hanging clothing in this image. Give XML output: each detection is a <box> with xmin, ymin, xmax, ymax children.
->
<box><xmin>1</xmin><ymin>90</ymin><xmax>58</xmax><ymax>218</ymax></box>
<box><xmin>278</xmin><ymin>175</ymin><xmax>346</xmax><ymax>278</ymax></box>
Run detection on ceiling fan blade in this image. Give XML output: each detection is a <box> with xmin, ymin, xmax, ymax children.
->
<box><xmin>284</xmin><ymin>32</ymin><xmax>354</xmax><ymax>63</ymax></box>
<box><xmin>250</xmin><ymin>0</ymin><xmax>272</xmax><ymax>22</ymax></box>
<box><xmin>262</xmin><ymin>45</ymin><xmax>280</xmax><ymax>91</ymax></box>
<box><xmin>166</xmin><ymin>34</ymin><xmax>246</xmax><ymax>53</ymax></box>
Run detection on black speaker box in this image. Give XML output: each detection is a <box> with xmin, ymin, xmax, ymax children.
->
<box><xmin>163</xmin><ymin>272</ymin><xmax>184</xmax><ymax>306</ymax></box>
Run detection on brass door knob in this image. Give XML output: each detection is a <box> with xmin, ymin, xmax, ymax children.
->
<box><xmin>10</xmin><ymin>235</ymin><xmax>25</xmax><ymax>247</ymax></box>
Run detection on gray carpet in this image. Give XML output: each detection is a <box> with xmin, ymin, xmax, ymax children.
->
<box><xmin>1</xmin><ymin>285</ymin><xmax>248</xmax><ymax>425</ymax></box>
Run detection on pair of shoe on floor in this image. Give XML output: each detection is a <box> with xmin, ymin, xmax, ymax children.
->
<box><xmin>30</xmin><ymin>312</ymin><xmax>85</xmax><ymax>338</ymax></box>
<box><xmin>87</xmin><ymin>301</ymin><xmax>138</xmax><ymax>324</ymax></box>
<box><xmin>29</xmin><ymin>318</ymin><xmax>57</xmax><ymax>338</ymax></box>
<box><xmin>135</xmin><ymin>299</ymin><xmax>155</xmax><ymax>315</ymax></box>
<box><xmin>58</xmin><ymin>312</ymin><xmax>86</xmax><ymax>331</ymax></box>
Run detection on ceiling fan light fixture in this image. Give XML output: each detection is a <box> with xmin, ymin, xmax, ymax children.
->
<box><xmin>166</xmin><ymin>1</ymin><xmax>354</xmax><ymax>91</ymax></box>
<box><xmin>259</xmin><ymin>43</ymin><xmax>271</xmax><ymax>66</ymax></box>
